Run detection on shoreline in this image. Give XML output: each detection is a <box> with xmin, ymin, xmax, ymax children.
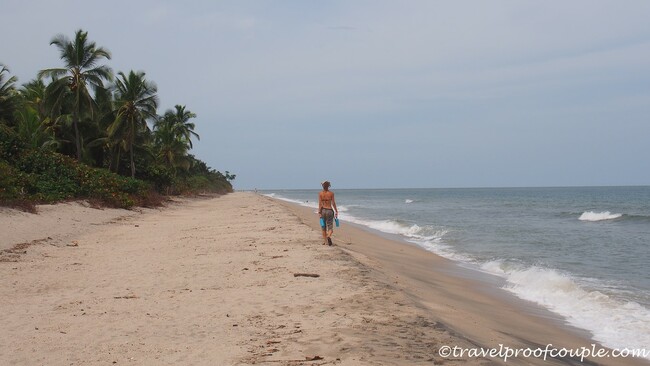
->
<box><xmin>1</xmin><ymin>192</ymin><xmax>647</xmax><ymax>365</ymax></box>
<box><xmin>322</xmin><ymin>217</ymin><xmax>581</xmax><ymax>333</ymax></box>
<box><xmin>270</xmin><ymin>195</ymin><xmax>649</xmax><ymax>366</ymax></box>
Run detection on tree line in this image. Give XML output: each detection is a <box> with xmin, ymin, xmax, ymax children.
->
<box><xmin>0</xmin><ymin>29</ymin><xmax>234</xmax><ymax>209</ymax></box>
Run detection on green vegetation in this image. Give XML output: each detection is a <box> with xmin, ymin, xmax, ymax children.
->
<box><xmin>0</xmin><ymin>29</ymin><xmax>234</xmax><ymax>211</ymax></box>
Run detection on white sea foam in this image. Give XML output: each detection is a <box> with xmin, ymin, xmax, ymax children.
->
<box><xmin>364</xmin><ymin>219</ymin><xmax>650</xmax><ymax>358</ymax></box>
<box><xmin>344</xmin><ymin>217</ymin><xmax>422</xmax><ymax>237</ymax></box>
<box><xmin>481</xmin><ymin>261</ymin><xmax>650</xmax><ymax>356</ymax></box>
<box><xmin>268</xmin><ymin>193</ymin><xmax>437</xmax><ymax>239</ymax></box>
<box><xmin>579</xmin><ymin>211</ymin><xmax>623</xmax><ymax>221</ymax></box>
<box><xmin>337</xmin><ymin>205</ymin><xmax>350</xmax><ymax>212</ymax></box>
<box><xmin>339</xmin><ymin>216</ymin><xmax>469</xmax><ymax>261</ymax></box>
<box><xmin>264</xmin><ymin>193</ymin><xmax>318</xmax><ymax>209</ymax></box>
<box><xmin>354</xmin><ymin>209</ymin><xmax>650</xmax><ymax>357</ymax></box>
<box><xmin>266</xmin><ymin>193</ymin><xmax>353</xmax><ymax>213</ymax></box>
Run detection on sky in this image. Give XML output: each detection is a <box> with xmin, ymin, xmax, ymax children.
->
<box><xmin>2</xmin><ymin>1</ymin><xmax>649</xmax><ymax>189</ymax></box>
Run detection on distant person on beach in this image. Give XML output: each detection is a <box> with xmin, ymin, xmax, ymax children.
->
<box><xmin>318</xmin><ymin>180</ymin><xmax>338</xmax><ymax>246</ymax></box>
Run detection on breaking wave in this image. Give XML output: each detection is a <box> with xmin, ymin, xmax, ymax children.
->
<box><xmin>579</xmin><ymin>211</ymin><xmax>623</xmax><ymax>222</ymax></box>
<box><xmin>481</xmin><ymin>261</ymin><xmax>650</xmax><ymax>354</ymax></box>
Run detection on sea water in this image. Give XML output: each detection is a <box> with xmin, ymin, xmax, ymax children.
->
<box><xmin>263</xmin><ymin>187</ymin><xmax>650</xmax><ymax>355</ymax></box>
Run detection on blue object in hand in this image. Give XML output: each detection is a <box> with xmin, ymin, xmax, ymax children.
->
<box><xmin>320</xmin><ymin>217</ymin><xmax>325</xmax><ymax>228</ymax></box>
<box><xmin>335</xmin><ymin>218</ymin><xmax>340</xmax><ymax>227</ymax></box>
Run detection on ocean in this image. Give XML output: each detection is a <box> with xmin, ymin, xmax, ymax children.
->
<box><xmin>263</xmin><ymin>186</ymin><xmax>650</xmax><ymax>354</ymax></box>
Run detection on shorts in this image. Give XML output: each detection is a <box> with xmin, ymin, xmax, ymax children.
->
<box><xmin>321</xmin><ymin>208</ymin><xmax>335</xmax><ymax>231</ymax></box>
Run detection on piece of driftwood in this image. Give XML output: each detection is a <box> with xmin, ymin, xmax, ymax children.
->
<box><xmin>262</xmin><ymin>356</ymin><xmax>328</xmax><ymax>364</ymax></box>
<box><xmin>293</xmin><ymin>273</ymin><xmax>320</xmax><ymax>278</ymax></box>
<box><xmin>259</xmin><ymin>355</ymin><xmax>324</xmax><ymax>362</ymax></box>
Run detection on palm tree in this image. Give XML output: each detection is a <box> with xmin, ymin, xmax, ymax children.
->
<box><xmin>153</xmin><ymin>119</ymin><xmax>192</xmax><ymax>173</ymax></box>
<box><xmin>15</xmin><ymin>106</ymin><xmax>59</xmax><ymax>151</ymax></box>
<box><xmin>109</xmin><ymin>70</ymin><xmax>159</xmax><ymax>178</ymax></box>
<box><xmin>17</xmin><ymin>78</ymin><xmax>62</xmax><ymax>151</ymax></box>
<box><xmin>38</xmin><ymin>29</ymin><xmax>112</xmax><ymax>161</ymax></box>
<box><xmin>152</xmin><ymin>105</ymin><xmax>200</xmax><ymax>175</ymax></box>
<box><xmin>20</xmin><ymin>78</ymin><xmax>48</xmax><ymax>123</ymax></box>
<box><xmin>159</xmin><ymin>105</ymin><xmax>200</xmax><ymax>149</ymax></box>
<box><xmin>0</xmin><ymin>65</ymin><xmax>19</xmax><ymax>125</ymax></box>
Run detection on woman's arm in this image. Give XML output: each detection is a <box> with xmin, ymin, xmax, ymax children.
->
<box><xmin>318</xmin><ymin>192</ymin><xmax>323</xmax><ymax>216</ymax></box>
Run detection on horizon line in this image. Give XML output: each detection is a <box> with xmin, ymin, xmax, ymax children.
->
<box><xmin>239</xmin><ymin>184</ymin><xmax>650</xmax><ymax>191</ymax></box>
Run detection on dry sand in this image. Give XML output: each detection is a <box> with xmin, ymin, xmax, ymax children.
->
<box><xmin>0</xmin><ymin>192</ymin><xmax>647</xmax><ymax>365</ymax></box>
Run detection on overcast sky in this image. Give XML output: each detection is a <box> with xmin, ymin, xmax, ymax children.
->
<box><xmin>3</xmin><ymin>1</ymin><xmax>649</xmax><ymax>189</ymax></box>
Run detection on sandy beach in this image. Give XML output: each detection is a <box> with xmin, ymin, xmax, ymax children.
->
<box><xmin>1</xmin><ymin>192</ymin><xmax>647</xmax><ymax>365</ymax></box>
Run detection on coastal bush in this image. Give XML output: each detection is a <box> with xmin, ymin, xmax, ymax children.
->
<box><xmin>135</xmin><ymin>163</ymin><xmax>174</xmax><ymax>192</ymax></box>
<box><xmin>17</xmin><ymin>150</ymin><xmax>76</xmax><ymax>201</ymax></box>
<box><xmin>75</xmin><ymin>165</ymin><xmax>148</xmax><ymax>208</ymax></box>
<box><xmin>186</xmin><ymin>175</ymin><xmax>211</xmax><ymax>191</ymax></box>
<box><xmin>0</xmin><ymin>160</ymin><xmax>36</xmax><ymax>212</ymax></box>
<box><xmin>0</xmin><ymin>124</ymin><xmax>25</xmax><ymax>159</ymax></box>
<box><xmin>170</xmin><ymin>154</ymin><xmax>234</xmax><ymax>195</ymax></box>
<box><xmin>0</xmin><ymin>160</ymin><xmax>23</xmax><ymax>200</ymax></box>
<box><xmin>170</xmin><ymin>172</ymin><xmax>233</xmax><ymax>195</ymax></box>
<box><xmin>207</xmin><ymin>174</ymin><xmax>234</xmax><ymax>193</ymax></box>
<box><xmin>0</xmin><ymin>130</ymin><xmax>152</xmax><ymax>209</ymax></box>
<box><xmin>0</xmin><ymin>126</ymin><xmax>230</xmax><ymax>210</ymax></box>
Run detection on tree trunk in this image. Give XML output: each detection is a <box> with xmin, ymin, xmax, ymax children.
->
<box><xmin>130</xmin><ymin>146</ymin><xmax>135</xmax><ymax>178</ymax></box>
<box><xmin>73</xmin><ymin>116</ymin><xmax>82</xmax><ymax>161</ymax></box>
<box><xmin>73</xmin><ymin>88</ymin><xmax>82</xmax><ymax>161</ymax></box>
<box><xmin>109</xmin><ymin>145</ymin><xmax>120</xmax><ymax>173</ymax></box>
